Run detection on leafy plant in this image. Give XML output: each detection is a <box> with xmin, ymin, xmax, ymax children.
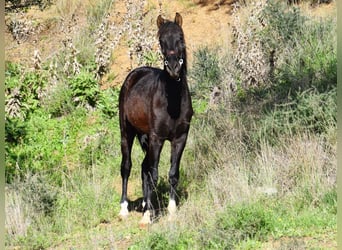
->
<box><xmin>230</xmin><ymin>1</ymin><xmax>336</xmax><ymax>107</ymax></box>
<box><xmin>69</xmin><ymin>70</ymin><xmax>100</xmax><ymax>108</ymax></box>
<box><xmin>97</xmin><ymin>87</ymin><xmax>120</xmax><ymax>118</ymax></box>
<box><xmin>190</xmin><ymin>47</ymin><xmax>221</xmax><ymax>99</ymax></box>
<box><xmin>217</xmin><ymin>202</ymin><xmax>275</xmax><ymax>243</ymax></box>
<box><xmin>5</xmin><ymin>63</ymin><xmax>47</xmax><ymax>120</ymax></box>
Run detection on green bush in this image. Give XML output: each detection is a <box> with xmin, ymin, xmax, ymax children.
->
<box><xmin>5</xmin><ymin>62</ymin><xmax>47</xmax><ymax>120</ymax></box>
<box><xmin>6</xmin><ymin>110</ymin><xmax>67</xmax><ymax>183</ymax></box>
<box><xmin>42</xmin><ymin>81</ymin><xmax>75</xmax><ymax>117</ymax></box>
<box><xmin>217</xmin><ymin>202</ymin><xmax>275</xmax><ymax>243</ymax></box>
<box><xmin>271</xmin><ymin>16</ymin><xmax>336</xmax><ymax>101</ymax></box>
<box><xmin>69</xmin><ymin>70</ymin><xmax>100</xmax><ymax>108</ymax></box>
<box><xmin>97</xmin><ymin>87</ymin><xmax>120</xmax><ymax>118</ymax></box>
<box><xmin>190</xmin><ymin>47</ymin><xmax>221</xmax><ymax>99</ymax></box>
<box><xmin>131</xmin><ymin>231</ymin><xmax>196</xmax><ymax>250</ymax></box>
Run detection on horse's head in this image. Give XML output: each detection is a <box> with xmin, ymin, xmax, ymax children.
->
<box><xmin>157</xmin><ymin>13</ymin><xmax>186</xmax><ymax>80</ymax></box>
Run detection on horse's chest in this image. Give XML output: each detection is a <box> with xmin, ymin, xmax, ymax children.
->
<box><xmin>153</xmin><ymin>103</ymin><xmax>190</xmax><ymax>139</ymax></box>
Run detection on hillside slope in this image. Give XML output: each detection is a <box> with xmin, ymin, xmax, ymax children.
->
<box><xmin>5</xmin><ymin>0</ymin><xmax>234</xmax><ymax>86</ymax></box>
<box><xmin>5</xmin><ymin>1</ymin><xmax>336</xmax><ymax>249</ymax></box>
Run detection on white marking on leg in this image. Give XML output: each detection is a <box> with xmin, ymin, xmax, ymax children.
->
<box><xmin>119</xmin><ymin>201</ymin><xmax>129</xmax><ymax>218</ymax></box>
<box><xmin>142</xmin><ymin>200</ymin><xmax>146</xmax><ymax>209</ymax></box>
<box><xmin>168</xmin><ymin>199</ymin><xmax>177</xmax><ymax>221</ymax></box>
<box><xmin>139</xmin><ymin>210</ymin><xmax>151</xmax><ymax>226</ymax></box>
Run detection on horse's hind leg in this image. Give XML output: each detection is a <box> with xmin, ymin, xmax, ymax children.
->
<box><xmin>137</xmin><ymin>133</ymin><xmax>149</xmax><ymax>208</ymax></box>
<box><xmin>119</xmin><ymin>124</ymin><xmax>135</xmax><ymax>219</ymax></box>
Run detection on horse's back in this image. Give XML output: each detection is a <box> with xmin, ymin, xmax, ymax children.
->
<box><xmin>121</xmin><ymin>67</ymin><xmax>162</xmax><ymax>94</ymax></box>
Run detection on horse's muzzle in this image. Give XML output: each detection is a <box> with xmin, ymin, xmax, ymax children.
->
<box><xmin>164</xmin><ymin>56</ymin><xmax>183</xmax><ymax>80</ymax></box>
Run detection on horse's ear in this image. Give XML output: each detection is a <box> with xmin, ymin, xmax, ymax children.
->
<box><xmin>174</xmin><ymin>12</ymin><xmax>182</xmax><ymax>27</ymax></box>
<box><xmin>157</xmin><ymin>15</ymin><xmax>165</xmax><ymax>28</ymax></box>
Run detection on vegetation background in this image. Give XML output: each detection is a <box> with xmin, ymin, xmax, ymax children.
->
<box><xmin>5</xmin><ymin>0</ymin><xmax>336</xmax><ymax>249</ymax></box>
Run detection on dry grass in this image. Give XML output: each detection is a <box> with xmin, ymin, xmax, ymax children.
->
<box><xmin>5</xmin><ymin>187</ymin><xmax>32</xmax><ymax>239</ymax></box>
<box><xmin>255</xmin><ymin>135</ymin><xmax>336</xmax><ymax>196</ymax></box>
<box><xmin>187</xmin><ymin>129</ymin><xmax>336</xmax><ymax>212</ymax></box>
<box><xmin>145</xmin><ymin>129</ymin><xmax>336</xmax><ymax>248</ymax></box>
<box><xmin>55</xmin><ymin>0</ymin><xmax>82</xmax><ymax>18</ymax></box>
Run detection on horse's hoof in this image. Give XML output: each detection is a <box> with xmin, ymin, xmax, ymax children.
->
<box><xmin>118</xmin><ymin>209</ymin><xmax>129</xmax><ymax>220</ymax></box>
<box><xmin>167</xmin><ymin>199</ymin><xmax>177</xmax><ymax>221</ymax></box>
<box><xmin>118</xmin><ymin>201</ymin><xmax>129</xmax><ymax>220</ymax></box>
<box><xmin>118</xmin><ymin>212</ymin><xmax>128</xmax><ymax>221</ymax></box>
<box><xmin>139</xmin><ymin>210</ymin><xmax>151</xmax><ymax>229</ymax></box>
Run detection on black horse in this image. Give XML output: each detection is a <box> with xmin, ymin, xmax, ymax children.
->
<box><xmin>118</xmin><ymin>13</ymin><xmax>193</xmax><ymax>226</ymax></box>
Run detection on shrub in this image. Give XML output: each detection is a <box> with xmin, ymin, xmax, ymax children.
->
<box><xmin>229</xmin><ymin>1</ymin><xmax>336</xmax><ymax>106</ymax></box>
<box><xmin>269</xmin><ymin>15</ymin><xmax>337</xmax><ymax>101</ymax></box>
<box><xmin>6</xmin><ymin>110</ymin><xmax>67</xmax><ymax>183</ymax></box>
<box><xmin>5</xmin><ymin>62</ymin><xmax>47</xmax><ymax>120</ymax></box>
<box><xmin>217</xmin><ymin>202</ymin><xmax>275</xmax><ymax>243</ymax></box>
<box><xmin>190</xmin><ymin>47</ymin><xmax>221</xmax><ymax>99</ymax></box>
<box><xmin>69</xmin><ymin>70</ymin><xmax>100</xmax><ymax>108</ymax></box>
<box><xmin>5</xmin><ymin>63</ymin><xmax>49</xmax><ymax>176</ymax></box>
<box><xmin>226</xmin><ymin>0</ymin><xmax>336</xmax><ymax>148</ymax></box>
<box><xmin>97</xmin><ymin>87</ymin><xmax>120</xmax><ymax>118</ymax></box>
<box><xmin>41</xmin><ymin>81</ymin><xmax>75</xmax><ymax>117</ymax></box>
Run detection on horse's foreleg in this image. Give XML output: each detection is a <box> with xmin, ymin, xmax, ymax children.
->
<box><xmin>140</xmin><ymin>135</ymin><xmax>163</xmax><ymax>227</ymax></box>
<box><xmin>119</xmin><ymin>130</ymin><xmax>135</xmax><ymax>219</ymax></box>
<box><xmin>168</xmin><ymin>133</ymin><xmax>188</xmax><ymax>220</ymax></box>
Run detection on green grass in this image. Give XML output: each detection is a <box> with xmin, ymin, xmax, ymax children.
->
<box><xmin>130</xmin><ymin>192</ymin><xmax>336</xmax><ymax>249</ymax></box>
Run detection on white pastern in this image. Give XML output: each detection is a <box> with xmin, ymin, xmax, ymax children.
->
<box><xmin>167</xmin><ymin>199</ymin><xmax>177</xmax><ymax>221</ymax></box>
<box><xmin>139</xmin><ymin>210</ymin><xmax>152</xmax><ymax>226</ymax></box>
<box><xmin>119</xmin><ymin>201</ymin><xmax>129</xmax><ymax>218</ymax></box>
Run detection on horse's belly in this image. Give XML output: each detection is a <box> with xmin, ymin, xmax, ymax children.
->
<box><xmin>125</xmin><ymin>97</ymin><xmax>150</xmax><ymax>133</ymax></box>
